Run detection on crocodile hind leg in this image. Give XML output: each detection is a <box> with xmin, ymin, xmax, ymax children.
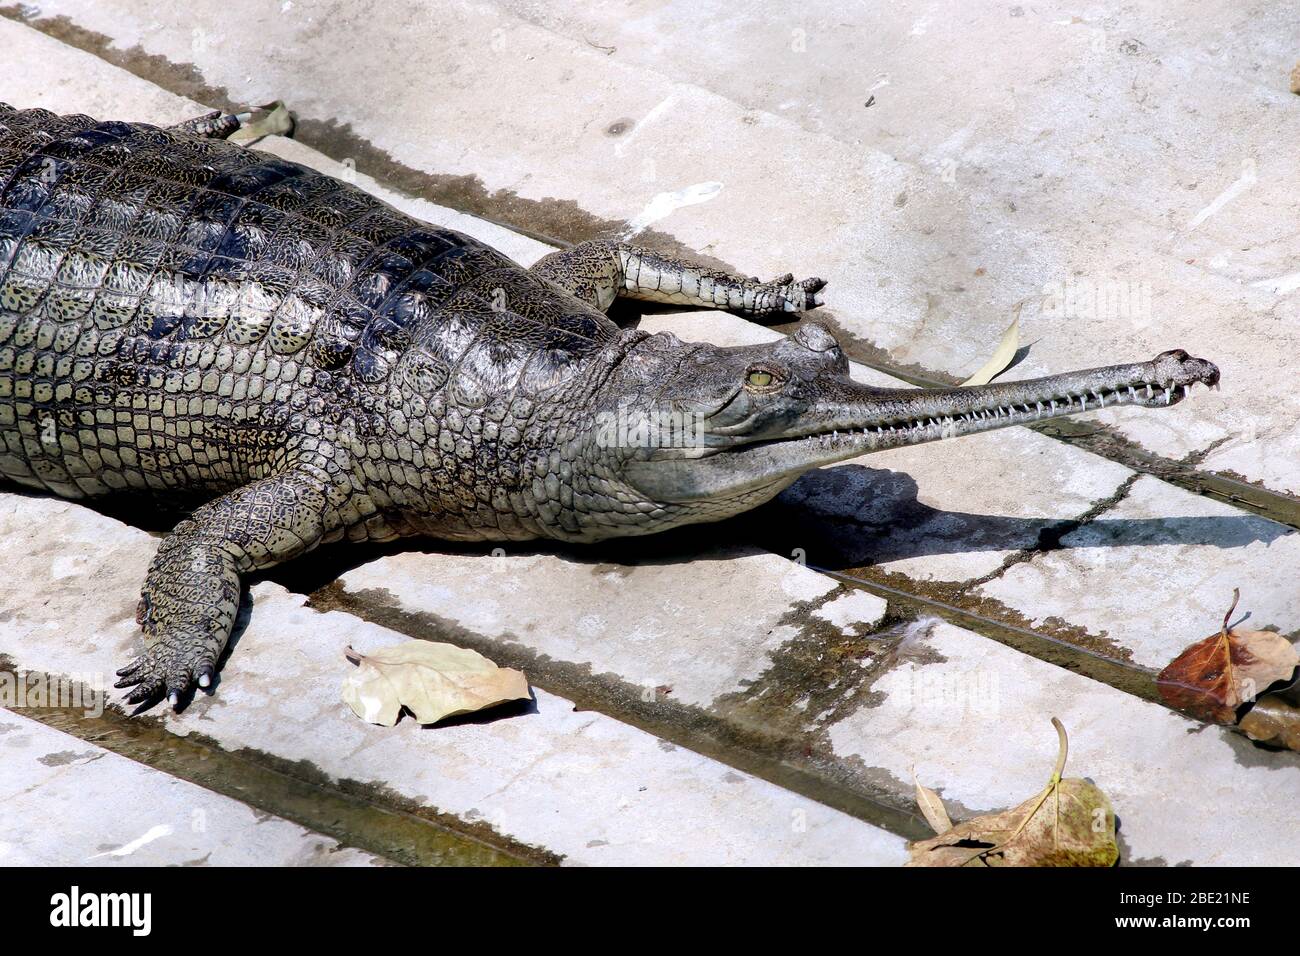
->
<box><xmin>168</xmin><ymin>101</ymin><xmax>294</xmax><ymax>141</ymax></box>
<box><xmin>114</xmin><ymin>464</ymin><xmax>343</xmax><ymax>709</ymax></box>
<box><xmin>531</xmin><ymin>238</ymin><xmax>826</xmax><ymax>317</ymax></box>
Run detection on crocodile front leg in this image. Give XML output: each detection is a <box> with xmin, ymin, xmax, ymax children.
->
<box><xmin>115</xmin><ymin>464</ymin><xmax>344</xmax><ymax>709</ymax></box>
<box><xmin>531</xmin><ymin>238</ymin><xmax>826</xmax><ymax>316</ymax></box>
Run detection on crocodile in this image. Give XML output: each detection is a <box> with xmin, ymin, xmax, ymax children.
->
<box><xmin>0</xmin><ymin>103</ymin><xmax>1220</xmax><ymax>709</ymax></box>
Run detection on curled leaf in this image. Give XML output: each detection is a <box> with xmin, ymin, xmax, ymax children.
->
<box><xmin>1156</xmin><ymin>590</ymin><xmax>1299</xmax><ymax>724</ymax></box>
<box><xmin>1238</xmin><ymin>696</ymin><xmax>1300</xmax><ymax>751</ymax></box>
<box><xmin>230</xmin><ymin>101</ymin><xmax>294</xmax><ymax>142</ymax></box>
<box><xmin>912</xmin><ymin>769</ymin><xmax>953</xmax><ymax>835</ymax></box>
<box><xmin>342</xmin><ymin>641</ymin><xmax>531</xmax><ymax>727</ymax></box>
<box><xmin>960</xmin><ymin>310</ymin><xmax>1021</xmax><ymax>386</ymax></box>
<box><xmin>906</xmin><ymin>718</ymin><xmax>1118</xmax><ymax>867</ymax></box>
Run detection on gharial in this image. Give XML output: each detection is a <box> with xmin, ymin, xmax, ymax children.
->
<box><xmin>0</xmin><ymin>102</ymin><xmax>1220</xmax><ymax>709</ymax></box>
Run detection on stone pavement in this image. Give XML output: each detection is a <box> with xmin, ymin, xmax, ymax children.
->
<box><xmin>0</xmin><ymin>2</ymin><xmax>1296</xmax><ymax>865</ymax></box>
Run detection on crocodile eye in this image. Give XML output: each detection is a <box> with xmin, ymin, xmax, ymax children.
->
<box><xmin>747</xmin><ymin>370</ymin><xmax>774</xmax><ymax>388</ymax></box>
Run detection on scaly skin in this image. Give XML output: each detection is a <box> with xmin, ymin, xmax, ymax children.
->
<box><xmin>0</xmin><ymin>104</ymin><xmax>1221</xmax><ymax>709</ymax></box>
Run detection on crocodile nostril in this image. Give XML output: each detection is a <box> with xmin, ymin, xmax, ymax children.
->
<box><xmin>793</xmin><ymin>321</ymin><xmax>839</xmax><ymax>353</ymax></box>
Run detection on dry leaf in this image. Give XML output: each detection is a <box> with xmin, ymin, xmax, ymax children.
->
<box><xmin>960</xmin><ymin>311</ymin><xmax>1021</xmax><ymax>386</ymax></box>
<box><xmin>342</xmin><ymin>641</ymin><xmax>530</xmax><ymax>727</ymax></box>
<box><xmin>1238</xmin><ymin>696</ymin><xmax>1300</xmax><ymax>751</ymax></box>
<box><xmin>230</xmin><ymin>101</ymin><xmax>294</xmax><ymax>142</ymax></box>
<box><xmin>907</xmin><ymin>718</ymin><xmax>1118</xmax><ymax>868</ymax></box>
<box><xmin>1156</xmin><ymin>590</ymin><xmax>1299</xmax><ymax>723</ymax></box>
<box><xmin>912</xmin><ymin>769</ymin><xmax>953</xmax><ymax>835</ymax></box>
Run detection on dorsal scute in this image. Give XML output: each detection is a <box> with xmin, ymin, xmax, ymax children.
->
<box><xmin>0</xmin><ymin>106</ymin><xmax>621</xmax><ymax>405</ymax></box>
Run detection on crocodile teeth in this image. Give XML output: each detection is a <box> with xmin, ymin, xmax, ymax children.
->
<box><xmin>1128</xmin><ymin>386</ymin><xmax>1137</xmax><ymax>400</ymax></box>
<box><xmin>1165</xmin><ymin>386</ymin><xmax>1173</xmax><ymax>404</ymax></box>
<box><xmin>1079</xmin><ymin>395</ymin><xmax>1087</xmax><ymax>410</ymax></box>
<box><xmin>1145</xmin><ymin>384</ymin><xmax>1153</xmax><ymax>400</ymax></box>
<box><xmin>1094</xmin><ymin>390</ymin><xmax>1105</xmax><ymax>407</ymax></box>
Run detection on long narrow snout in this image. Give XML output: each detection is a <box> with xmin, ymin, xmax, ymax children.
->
<box><xmin>797</xmin><ymin>347</ymin><xmax>1220</xmax><ymax>456</ymax></box>
<box><xmin>627</xmin><ymin>348</ymin><xmax>1220</xmax><ymax>504</ymax></box>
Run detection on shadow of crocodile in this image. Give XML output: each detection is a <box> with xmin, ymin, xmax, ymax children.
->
<box><xmin>250</xmin><ymin>463</ymin><xmax>1291</xmax><ymax>591</ymax></box>
<box><xmin>6</xmin><ymin>461</ymin><xmax>1288</xmax><ymax>595</ymax></box>
<box><xmin>10</xmin><ymin>460</ymin><xmax>1289</xmax><ymax>595</ymax></box>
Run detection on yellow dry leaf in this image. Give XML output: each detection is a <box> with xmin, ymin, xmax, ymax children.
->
<box><xmin>342</xmin><ymin>641</ymin><xmax>531</xmax><ymax>727</ymax></box>
<box><xmin>230</xmin><ymin>101</ymin><xmax>294</xmax><ymax>142</ymax></box>
<box><xmin>912</xmin><ymin>769</ymin><xmax>953</xmax><ymax>835</ymax></box>
<box><xmin>960</xmin><ymin>312</ymin><xmax>1021</xmax><ymax>386</ymax></box>
<box><xmin>906</xmin><ymin>718</ymin><xmax>1119</xmax><ymax>867</ymax></box>
<box><xmin>906</xmin><ymin>777</ymin><xmax>1117</xmax><ymax>867</ymax></box>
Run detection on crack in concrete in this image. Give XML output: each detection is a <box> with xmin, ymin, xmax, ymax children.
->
<box><xmin>307</xmin><ymin>582</ymin><xmax>932</xmax><ymax>840</ymax></box>
<box><xmin>0</xmin><ymin>657</ymin><xmax>549</xmax><ymax>866</ymax></box>
<box><xmin>951</xmin><ymin>472</ymin><xmax>1144</xmax><ymax>596</ymax></box>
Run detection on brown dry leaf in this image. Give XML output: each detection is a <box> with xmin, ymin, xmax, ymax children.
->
<box><xmin>342</xmin><ymin>641</ymin><xmax>530</xmax><ymax>727</ymax></box>
<box><xmin>1238</xmin><ymin>696</ymin><xmax>1300</xmax><ymax>751</ymax></box>
<box><xmin>912</xmin><ymin>769</ymin><xmax>953</xmax><ymax>835</ymax></box>
<box><xmin>906</xmin><ymin>719</ymin><xmax>1119</xmax><ymax>868</ymax></box>
<box><xmin>1155</xmin><ymin>590</ymin><xmax>1299</xmax><ymax>723</ymax></box>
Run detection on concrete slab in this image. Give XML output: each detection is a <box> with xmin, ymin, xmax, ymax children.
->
<box><xmin>0</xmin><ymin>492</ymin><xmax>908</xmax><ymax>866</ymax></box>
<box><xmin>337</xmin><ymin>545</ymin><xmax>860</xmax><ymax>709</ymax></box>
<box><xmin>772</xmin><ymin>426</ymin><xmax>1134</xmax><ymax>582</ymax></box>
<box><xmin>12</xmin><ymin>0</ymin><xmax>1296</xmax><ymax>501</ymax></box>
<box><xmin>0</xmin><ymin>710</ymin><xmax>381</xmax><ymax>866</ymax></box>
<box><xmin>826</xmin><ymin>618</ymin><xmax>1300</xmax><ymax>866</ymax></box>
<box><xmin>1</xmin><ymin>9</ymin><xmax>1296</xmax><ymax>869</ymax></box>
<box><xmin>975</xmin><ymin>476</ymin><xmax>1300</xmax><ymax>670</ymax></box>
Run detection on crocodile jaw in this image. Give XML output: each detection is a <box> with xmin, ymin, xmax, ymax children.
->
<box><xmin>625</xmin><ymin>349</ymin><xmax>1220</xmax><ymax>504</ymax></box>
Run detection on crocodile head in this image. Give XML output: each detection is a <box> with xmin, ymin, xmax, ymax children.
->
<box><xmin>591</xmin><ymin>322</ymin><xmax>1219</xmax><ymax>533</ymax></box>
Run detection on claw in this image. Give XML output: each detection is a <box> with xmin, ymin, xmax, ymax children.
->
<box><xmin>115</xmin><ymin>636</ymin><xmax>215</xmax><ymax>712</ymax></box>
<box><xmin>124</xmin><ymin>682</ymin><xmax>159</xmax><ymax>706</ymax></box>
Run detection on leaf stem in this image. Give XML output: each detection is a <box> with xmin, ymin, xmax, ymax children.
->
<box><xmin>1049</xmin><ymin>716</ymin><xmax>1068</xmax><ymax>786</ymax></box>
<box><xmin>1223</xmin><ymin>587</ymin><xmax>1240</xmax><ymax>634</ymax></box>
<box><xmin>960</xmin><ymin>718</ymin><xmax>1070</xmax><ymax>865</ymax></box>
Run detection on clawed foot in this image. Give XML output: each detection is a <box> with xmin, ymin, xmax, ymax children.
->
<box><xmin>755</xmin><ymin>274</ymin><xmax>827</xmax><ymax>313</ymax></box>
<box><xmin>114</xmin><ymin>634</ymin><xmax>217</xmax><ymax>711</ymax></box>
